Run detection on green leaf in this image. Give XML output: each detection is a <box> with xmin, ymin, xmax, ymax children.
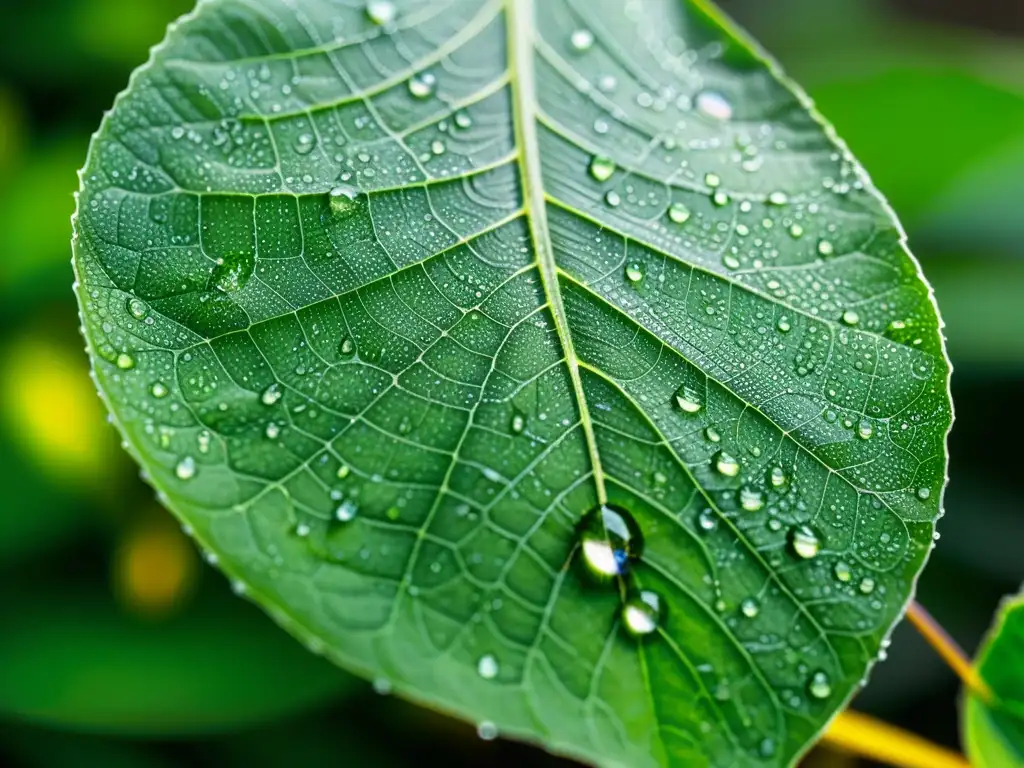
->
<box><xmin>964</xmin><ymin>591</ymin><xmax>1024</xmax><ymax>768</ymax></box>
<box><xmin>71</xmin><ymin>0</ymin><xmax>952</xmax><ymax>764</ymax></box>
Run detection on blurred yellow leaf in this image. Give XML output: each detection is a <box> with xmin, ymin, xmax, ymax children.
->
<box><xmin>113</xmin><ymin>511</ymin><xmax>198</xmax><ymax>619</ymax></box>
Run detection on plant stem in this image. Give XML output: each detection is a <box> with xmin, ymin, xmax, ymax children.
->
<box><xmin>906</xmin><ymin>600</ymin><xmax>991</xmax><ymax>700</ymax></box>
<box><xmin>822</xmin><ymin>710</ymin><xmax>969</xmax><ymax>768</ymax></box>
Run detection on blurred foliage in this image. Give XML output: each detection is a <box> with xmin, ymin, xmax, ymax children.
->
<box><xmin>0</xmin><ymin>0</ymin><xmax>1021</xmax><ymax>765</ymax></box>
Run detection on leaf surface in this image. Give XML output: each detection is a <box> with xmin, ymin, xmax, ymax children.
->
<box><xmin>965</xmin><ymin>591</ymin><xmax>1024</xmax><ymax>768</ymax></box>
<box><xmin>72</xmin><ymin>0</ymin><xmax>952</xmax><ymax>764</ymax></box>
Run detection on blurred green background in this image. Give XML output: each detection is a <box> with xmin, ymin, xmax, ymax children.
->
<box><xmin>0</xmin><ymin>0</ymin><xmax>1020</xmax><ymax>765</ymax></box>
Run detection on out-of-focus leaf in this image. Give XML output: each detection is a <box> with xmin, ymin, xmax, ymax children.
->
<box><xmin>964</xmin><ymin>590</ymin><xmax>1024</xmax><ymax>768</ymax></box>
<box><xmin>0</xmin><ymin>584</ymin><xmax>358</xmax><ymax>735</ymax></box>
<box><xmin>72</xmin><ymin>0</ymin><xmax>952</xmax><ymax>765</ymax></box>
<box><xmin>0</xmin><ymin>723</ymin><xmax>176</xmax><ymax>768</ymax></box>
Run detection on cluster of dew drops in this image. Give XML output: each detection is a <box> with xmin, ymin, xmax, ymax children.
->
<box><xmin>103</xmin><ymin>4</ymin><xmax>945</xmax><ymax>747</ymax></box>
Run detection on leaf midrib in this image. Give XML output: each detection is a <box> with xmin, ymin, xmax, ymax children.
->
<box><xmin>507</xmin><ymin>0</ymin><xmax>607</xmax><ymax>505</ymax></box>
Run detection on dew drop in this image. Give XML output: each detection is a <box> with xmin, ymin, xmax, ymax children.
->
<box><xmin>777</xmin><ymin>318</ymin><xmax>791</xmax><ymax>333</ymax></box>
<box><xmin>740</xmin><ymin>597</ymin><xmax>760</xmax><ymax>618</ymax></box>
<box><xmin>265</xmin><ymin>422</ymin><xmax>281</xmax><ymax>439</ymax></box>
<box><xmin>604</xmin><ymin>190</ymin><xmax>621</xmax><ymax>207</ymax></box>
<box><xmin>578</xmin><ymin>504</ymin><xmax>644</xmax><ymax>577</ymax></box>
<box><xmin>842</xmin><ymin>310</ymin><xmax>861</xmax><ymax>326</ymax></box>
<box><xmin>336</xmin><ymin>463</ymin><xmax>351</xmax><ymax>479</ymax></box>
<box><xmin>477</xmin><ymin>721</ymin><xmax>498</xmax><ymax>741</ymax></box>
<box><xmin>705</xmin><ymin>172</ymin><xmax>721</xmax><ymax>188</ymax></box>
<box><xmin>818</xmin><ymin>239</ymin><xmax>835</xmax><ymax>256</ymax></box>
<box><xmin>624</xmin><ymin>261</ymin><xmax>644</xmax><ymax>283</ymax></box>
<box><xmin>859</xmin><ymin>576</ymin><xmax>876</xmax><ymax>595</ymax></box>
<box><xmin>175</xmin><ymin>456</ymin><xmax>196</xmax><ymax>480</ymax></box>
<box><xmin>834</xmin><ymin>561</ymin><xmax>852</xmax><ymax>582</ymax></box>
<box><xmin>674</xmin><ymin>385</ymin><xmax>702</xmax><ymax>414</ymax></box>
<box><xmin>697</xmin><ymin>508</ymin><xmax>717</xmax><ymax>532</ymax></box>
<box><xmin>622</xmin><ymin>589</ymin><xmax>663</xmax><ymax>636</ymax></box>
<box><xmin>335</xmin><ymin>500</ymin><xmax>358</xmax><ymax>522</ymax></box>
<box><xmin>808</xmin><ymin>671</ymin><xmax>832</xmax><ymax>699</ymax></box>
<box><xmin>338</xmin><ymin>335</ymin><xmax>356</xmax><ymax>358</ymax></box>
<box><xmin>740</xmin><ymin>487</ymin><xmax>764</xmax><ymax>512</ymax></box>
<box><xmin>713</xmin><ymin>451</ymin><xmax>740</xmax><ymax>477</ymax></box>
<box><xmin>667</xmin><ymin>202</ymin><xmax>691</xmax><ymax>224</ymax></box>
<box><xmin>704</xmin><ymin>426</ymin><xmax>721</xmax><ymax>443</ymax></box>
<box><xmin>408</xmin><ymin>72</ymin><xmax>437</xmax><ymax>99</ymax></box>
<box><xmin>328</xmin><ymin>184</ymin><xmax>361</xmax><ymax>217</ymax></box>
<box><xmin>695</xmin><ymin>90</ymin><xmax>732</xmax><ymax>121</ymax></box>
<box><xmin>293</xmin><ymin>133</ymin><xmax>316</xmax><ymax>155</ymax></box>
<box><xmin>790</xmin><ymin>525</ymin><xmax>821</xmax><ymax>559</ymax></box>
<box><xmin>789</xmin><ymin>223</ymin><xmax>804</xmax><ymax>239</ymax></box>
<box><xmin>477</xmin><ymin>654</ymin><xmax>499</xmax><ymax>679</ymax></box>
<box><xmin>769</xmin><ymin>466</ymin><xmax>787</xmax><ymax>488</ymax></box>
<box><xmin>261</xmin><ymin>384</ymin><xmax>282</xmax><ymax>406</ymax></box>
<box><xmin>454</xmin><ymin>110</ymin><xmax>472</xmax><ymax>129</ymax></box>
<box><xmin>126</xmin><ymin>297</ymin><xmax>149</xmax><ymax>319</ymax></box>
<box><xmin>151</xmin><ymin>382</ymin><xmax>168</xmax><ymax>399</ymax></box>
<box><xmin>857</xmin><ymin>418</ymin><xmax>873</xmax><ymax>440</ymax></box>
<box><xmin>570</xmin><ymin>28</ymin><xmax>594</xmax><ymax>52</ymax></box>
<box><xmin>211</xmin><ymin>252</ymin><xmax>254</xmax><ymax>293</ymax></box>
<box><xmin>116</xmin><ymin>353</ymin><xmax>135</xmax><ymax>370</ymax></box>
<box><xmin>510</xmin><ymin>412</ymin><xmax>525</xmax><ymax>434</ymax></box>
<box><xmin>917</xmin><ymin>487</ymin><xmax>931</xmax><ymax>501</ymax></box>
<box><xmin>365</xmin><ymin>0</ymin><xmax>396</xmax><ymax>25</ymax></box>
<box><xmin>589</xmin><ymin>155</ymin><xmax>616</xmax><ymax>182</ymax></box>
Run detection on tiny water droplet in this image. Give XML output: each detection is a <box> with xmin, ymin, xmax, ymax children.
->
<box><xmin>697</xmin><ymin>508</ymin><xmax>717</xmax><ymax>532</ymax></box>
<box><xmin>789</xmin><ymin>223</ymin><xmax>804</xmax><ymax>239</ymax></box>
<box><xmin>818</xmin><ymin>239</ymin><xmax>835</xmax><ymax>256</ymax></box>
<box><xmin>175</xmin><ymin>456</ymin><xmax>196</xmax><ymax>480</ymax></box>
<box><xmin>834</xmin><ymin>561</ymin><xmax>852</xmax><ymax>582</ymax></box>
<box><xmin>151</xmin><ymin>382</ymin><xmax>168</xmax><ymax>399</ymax></box>
<box><xmin>589</xmin><ymin>155</ymin><xmax>616</xmax><ymax>182</ymax></box>
<box><xmin>668</xmin><ymin>202</ymin><xmax>691</xmax><ymax>224</ymax></box>
<box><xmin>265</xmin><ymin>422</ymin><xmax>281</xmax><ymax>439</ymax></box>
<box><xmin>578</xmin><ymin>504</ymin><xmax>644</xmax><ymax>577</ymax></box>
<box><xmin>790</xmin><ymin>525</ymin><xmax>821</xmax><ymax>559</ymax></box>
<box><xmin>510</xmin><ymin>412</ymin><xmax>525</xmax><ymax>434</ymax></box>
<box><xmin>335</xmin><ymin>500</ymin><xmax>358</xmax><ymax>522</ymax></box>
<box><xmin>570</xmin><ymin>28</ymin><xmax>594</xmax><ymax>52</ymax></box>
<box><xmin>808</xmin><ymin>671</ymin><xmax>832</xmax><ymax>699</ymax></box>
<box><xmin>336</xmin><ymin>463</ymin><xmax>351</xmax><ymax>479</ymax></box>
<box><xmin>705</xmin><ymin>172</ymin><xmax>721</xmax><ymax>188</ymax></box>
<box><xmin>454</xmin><ymin>110</ymin><xmax>472</xmax><ymax>129</ymax></box>
<box><xmin>622</xmin><ymin>589</ymin><xmax>663</xmax><ymax>636</ymax></box>
<box><xmin>740</xmin><ymin>597</ymin><xmax>760</xmax><ymax>618</ymax></box>
<box><xmin>408</xmin><ymin>72</ymin><xmax>436</xmax><ymax>99</ymax></box>
<box><xmin>477</xmin><ymin>654</ymin><xmax>499</xmax><ymax>679</ymax></box>
<box><xmin>777</xmin><ymin>318</ymin><xmax>791</xmax><ymax>333</ymax></box>
<box><xmin>713</xmin><ymin>451</ymin><xmax>740</xmax><ymax>477</ymax></box>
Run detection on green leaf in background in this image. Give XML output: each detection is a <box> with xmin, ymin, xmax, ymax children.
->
<box><xmin>964</xmin><ymin>591</ymin><xmax>1024</xmax><ymax>767</ymax></box>
<box><xmin>71</xmin><ymin>0</ymin><xmax>953</xmax><ymax>764</ymax></box>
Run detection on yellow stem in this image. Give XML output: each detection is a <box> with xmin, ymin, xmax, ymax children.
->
<box><xmin>906</xmin><ymin>600</ymin><xmax>991</xmax><ymax>701</ymax></box>
<box><xmin>822</xmin><ymin>710</ymin><xmax>969</xmax><ymax>768</ymax></box>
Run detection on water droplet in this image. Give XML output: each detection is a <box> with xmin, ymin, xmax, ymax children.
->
<box><xmin>408</xmin><ymin>72</ymin><xmax>436</xmax><ymax>99</ymax></box>
<box><xmin>622</xmin><ymin>589</ymin><xmax>663</xmax><ymax>636</ymax></box>
<box><xmin>705</xmin><ymin>172</ymin><xmax>721</xmax><ymax>188</ymax></box>
<box><xmin>338</xmin><ymin>335</ymin><xmax>356</xmax><ymax>358</ymax></box>
<box><xmin>151</xmin><ymin>382</ymin><xmax>168</xmax><ymax>399</ymax></box>
<box><xmin>454</xmin><ymin>110</ymin><xmax>472</xmax><ymax>129</ymax></box>
<box><xmin>667</xmin><ymin>202</ymin><xmax>691</xmax><ymax>224</ymax></box>
<box><xmin>261</xmin><ymin>384</ymin><xmax>282</xmax><ymax>406</ymax></box>
<box><xmin>842</xmin><ymin>310</ymin><xmax>860</xmax><ymax>326</ymax></box>
<box><xmin>336</xmin><ymin>463</ymin><xmax>350</xmax><ymax>479</ymax></box>
<box><xmin>477</xmin><ymin>654</ymin><xmax>499</xmax><ymax>679</ymax></box>
<box><xmin>578</xmin><ymin>504</ymin><xmax>644</xmax><ymax>577</ymax></box>
<box><xmin>510</xmin><ymin>412</ymin><xmax>526</xmax><ymax>434</ymax></box>
<box><xmin>695</xmin><ymin>90</ymin><xmax>733</xmax><ymax>121</ymax></box>
<box><xmin>858</xmin><ymin>576</ymin><xmax>876</xmax><ymax>595</ymax></box>
<box><xmin>857</xmin><ymin>418</ymin><xmax>873</xmax><ymax>440</ymax></box>
<box><xmin>430</xmin><ymin>139</ymin><xmax>446</xmax><ymax>155</ymax></box>
<box><xmin>917</xmin><ymin>487</ymin><xmax>931</xmax><ymax>500</ymax></box>
<box><xmin>211</xmin><ymin>252</ymin><xmax>254</xmax><ymax>293</ymax></box>
<box><xmin>126</xmin><ymin>297</ymin><xmax>148</xmax><ymax>319</ymax></box>
<box><xmin>295</xmin><ymin>522</ymin><xmax>311</xmax><ymax>537</ymax></box>
<box><xmin>768</xmin><ymin>191</ymin><xmax>788</xmax><ymax>205</ymax></box>
<box><xmin>808</xmin><ymin>671</ymin><xmax>832</xmax><ymax>699</ymax></box>
<box><xmin>328</xmin><ymin>184</ymin><xmax>361</xmax><ymax>217</ymax></box>
<box><xmin>740</xmin><ymin>487</ymin><xmax>764</xmax><ymax>512</ymax></box>
<box><xmin>589</xmin><ymin>155</ymin><xmax>616</xmax><ymax>182</ymax></box>
<box><xmin>705</xmin><ymin>426</ymin><xmax>721</xmax><ymax>443</ymax></box>
<box><xmin>674</xmin><ymin>385</ymin><xmax>702</xmax><ymax>414</ymax></box>
<box><xmin>335</xmin><ymin>500</ymin><xmax>358</xmax><ymax>522</ymax></box>
<box><xmin>789</xmin><ymin>223</ymin><xmax>804</xmax><ymax>239</ymax></box>
<box><xmin>790</xmin><ymin>525</ymin><xmax>821</xmax><ymax>559</ymax></box>
<box><xmin>265</xmin><ymin>422</ymin><xmax>281</xmax><ymax>439</ymax></box>
<box><xmin>769</xmin><ymin>466</ymin><xmax>787</xmax><ymax>488</ymax></box>
<box><xmin>777</xmin><ymin>318</ymin><xmax>791</xmax><ymax>333</ymax></box>
<box><xmin>740</xmin><ymin>597</ymin><xmax>760</xmax><ymax>618</ymax></box>
<box><xmin>604</xmin><ymin>190</ymin><xmax>621</xmax><ymax>207</ymax></box>
<box><xmin>696</xmin><ymin>508</ymin><xmax>717</xmax><ymax>532</ymax></box>
<box><xmin>570</xmin><ymin>28</ymin><xmax>594</xmax><ymax>52</ymax></box>
<box><xmin>175</xmin><ymin>456</ymin><xmax>196</xmax><ymax>480</ymax></box>
<box><xmin>713</xmin><ymin>451</ymin><xmax>740</xmax><ymax>477</ymax></box>
<box><xmin>818</xmin><ymin>239</ymin><xmax>835</xmax><ymax>256</ymax></box>
<box><xmin>834</xmin><ymin>561</ymin><xmax>852</xmax><ymax>582</ymax></box>
<box><xmin>365</xmin><ymin>0</ymin><xmax>396</xmax><ymax>25</ymax></box>
<box><xmin>116</xmin><ymin>353</ymin><xmax>135</xmax><ymax>370</ymax></box>
<box><xmin>624</xmin><ymin>261</ymin><xmax>644</xmax><ymax>283</ymax></box>
<box><xmin>293</xmin><ymin>133</ymin><xmax>315</xmax><ymax>155</ymax></box>
<box><xmin>477</xmin><ymin>721</ymin><xmax>498</xmax><ymax>741</ymax></box>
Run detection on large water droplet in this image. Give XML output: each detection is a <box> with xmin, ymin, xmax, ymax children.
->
<box><xmin>408</xmin><ymin>72</ymin><xmax>437</xmax><ymax>99</ymax></box>
<box><xmin>293</xmin><ymin>132</ymin><xmax>316</xmax><ymax>155</ymax></box>
<box><xmin>624</xmin><ymin>261</ymin><xmax>644</xmax><ymax>283</ymax></box>
<box><xmin>335</xmin><ymin>500</ymin><xmax>358</xmax><ymax>522</ymax></box>
<box><xmin>578</xmin><ymin>504</ymin><xmax>644</xmax><ymax>578</ymax></box>
<box><xmin>175</xmin><ymin>456</ymin><xmax>196</xmax><ymax>480</ymax></box>
<box><xmin>589</xmin><ymin>155</ymin><xmax>616</xmax><ymax>182</ymax></box>
<box><xmin>856</xmin><ymin>418</ymin><xmax>873</xmax><ymax>440</ymax></box>
<box><xmin>834</xmin><ymin>561</ymin><xmax>852</xmax><ymax>582</ymax></box>
<box><xmin>570</xmin><ymin>28</ymin><xmax>594</xmax><ymax>52</ymax></box>
<box><xmin>261</xmin><ymin>383</ymin><xmax>282</xmax><ymax>406</ymax></box>
<box><xmin>674</xmin><ymin>385</ymin><xmax>702</xmax><ymax>414</ymax></box>
<box><xmin>917</xmin><ymin>487</ymin><xmax>931</xmax><ymax>501</ymax></box>
<box><xmin>211</xmin><ymin>252</ymin><xmax>254</xmax><ymax>293</ymax></box>
<box><xmin>477</xmin><ymin>654</ymin><xmax>499</xmax><ymax>679</ymax></box>
<box><xmin>622</xmin><ymin>589</ymin><xmax>663</xmax><ymax>636</ymax></box>
<box><xmin>713</xmin><ymin>451</ymin><xmax>740</xmax><ymax>477</ymax></box>
<box><xmin>807</xmin><ymin>671</ymin><xmax>832</xmax><ymax>699</ymax></box>
<box><xmin>477</xmin><ymin>721</ymin><xmax>498</xmax><ymax>741</ymax></box>
<box><xmin>740</xmin><ymin>487</ymin><xmax>764</xmax><ymax>512</ymax></box>
<box><xmin>695</xmin><ymin>90</ymin><xmax>733</xmax><ymax>121</ymax></box>
<box><xmin>818</xmin><ymin>239</ymin><xmax>835</xmax><ymax>256</ymax></box>
<box><xmin>126</xmin><ymin>297</ymin><xmax>149</xmax><ymax>319</ymax></box>
<box><xmin>790</xmin><ymin>525</ymin><xmax>821</xmax><ymax>559</ymax></box>
<box><xmin>842</xmin><ymin>310</ymin><xmax>861</xmax><ymax>327</ymax></box>
<box><xmin>338</xmin><ymin>335</ymin><xmax>356</xmax><ymax>359</ymax></box>
<box><xmin>858</xmin><ymin>576</ymin><xmax>876</xmax><ymax>595</ymax></box>
<box><xmin>604</xmin><ymin>190</ymin><xmax>621</xmax><ymax>207</ymax></box>
<box><xmin>668</xmin><ymin>202</ymin><xmax>691</xmax><ymax>224</ymax></box>
<box><xmin>510</xmin><ymin>412</ymin><xmax>525</xmax><ymax>434</ymax></box>
<box><xmin>769</xmin><ymin>466</ymin><xmax>787</xmax><ymax>488</ymax></box>
<box><xmin>740</xmin><ymin>597</ymin><xmax>760</xmax><ymax>618</ymax></box>
<box><xmin>116</xmin><ymin>353</ymin><xmax>135</xmax><ymax>370</ymax></box>
<box><xmin>365</xmin><ymin>0</ymin><xmax>396</xmax><ymax>25</ymax></box>
<box><xmin>328</xmin><ymin>184</ymin><xmax>361</xmax><ymax>217</ymax></box>
<box><xmin>151</xmin><ymin>382</ymin><xmax>168</xmax><ymax>399</ymax></box>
